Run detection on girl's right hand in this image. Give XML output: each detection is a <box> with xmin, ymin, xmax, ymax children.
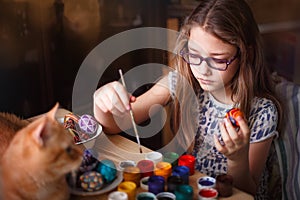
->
<box><xmin>93</xmin><ymin>81</ymin><xmax>136</xmax><ymax>117</ymax></box>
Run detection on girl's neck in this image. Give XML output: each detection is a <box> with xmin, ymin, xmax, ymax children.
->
<box><xmin>210</xmin><ymin>88</ymin><xmax>235</xmax><ymax>105</ymax></box>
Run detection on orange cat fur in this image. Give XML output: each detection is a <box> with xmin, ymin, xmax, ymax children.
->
<box><xmin>0</xmin><ymin>112</ymin><xmax>29</xmax><ymax>157</ymax></box>
<box><xmin>0</xmin><ymin>103</ymin><xmax>83</xmax><ymax>200</ymax></box>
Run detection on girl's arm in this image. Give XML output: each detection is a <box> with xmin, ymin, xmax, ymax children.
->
<box><xmin>215</xmin><ymin>116</ymin><xmax>274</xmax><ymax>195</ymax></box>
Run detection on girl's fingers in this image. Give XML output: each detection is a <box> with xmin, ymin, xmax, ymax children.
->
<box><xmin>112</xmin><ymin>82</ymin><xmax>131</xmax><ymax>110</ymax></box>
<box><xmin>216</xmin><ymin>116</ymin><xmax>251</xmax><ymax>159</ymax></box>
<box><xmin>94</xmin><ymin>81</ymin><xmax>132</xmax><ymax>116</ymax></box>
<box><xmin>214</xmin><ymin>134</ymin><xmax>228</xmax><ymax>155</ymax></box>
<box><xmin>110</xmin><ymin>89</ymin><xmax>127</xmax><ymax>113</ymax></box>
<box><xmin>102</xmin><ymin>92</ymin><xmax>124</xmax><ymax>116</ymax></box>
<box><xmin>219</xmin><ymin>121</ymin><xmax>234</xmax><ymax>148</ymax></box>
<box><xmin>224</xmin><ymin>118</ymin><xmax>243</xmax><ymax>145</ymax></box>
<box><xmin>96</xmin><ymin>97</ymin><xmax>108</xmax><ymax>113</ymax></box>
<box><xmin>235</xmin><ymin>116</ymin><xmax>250</xmax><ymax>139</ymax></box>
<box><xmin>130</xmin><ymin>95</ymin><xmax>136</xmax><ymax>103</ymax></box>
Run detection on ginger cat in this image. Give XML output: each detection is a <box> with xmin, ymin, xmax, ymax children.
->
<box><xmin>0</xmin><ymin>103</ymin><xmax>83</xmax><ymax>200</ymax></box>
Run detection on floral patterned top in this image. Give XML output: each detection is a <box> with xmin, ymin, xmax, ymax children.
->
<box><xmin>168</xmin><ymin>71</ymin><xmax>280</xmax><ymax>199</ymax></box>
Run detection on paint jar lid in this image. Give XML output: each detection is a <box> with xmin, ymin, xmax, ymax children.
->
<box><xmin>108</xmin><ymin>191</ymin><xmax>128</xmax><ymax>200</ymax></box>
<box><xmin>148</xmin><ymin>175</ymin><xmax>165</xmax><ymax>195</ymax></box>
<box><xmin>118</xmin><ymin>160</ymin><xmax>136</xmax><ymax>171</ymax></box>
<box><xmin>140</xmin><ymin>176</ymin><xmax>150</xmax><ymax>191</ymax></box>
<box><xmin>136</xmin><ymin>192</ymin><xmax>157</xmax><ymax>200</ymax></box>
<box><xmin>145</xmin><ymin>152</ymin><xmax>163</xmax><ymax>164</ymax></box>
<box><xmin>156</xmin><ymin>192</ymin><xmax>176</xmax><ymax>200</ymax></box>
<box><xmin>174</xmin><ymin>184</ymin><xmax>193</xmax><ymax>199</ymax></box>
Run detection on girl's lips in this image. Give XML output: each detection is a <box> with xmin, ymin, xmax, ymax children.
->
<box><xmin>198</xmin><ymin>78</ymin><xmax>213</xmax><ymax>85</ymax></box>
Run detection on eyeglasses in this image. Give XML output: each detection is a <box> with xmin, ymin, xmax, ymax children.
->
<box><xmin>180</xmin><ymin>48</ymin><xmax>239</xmax><ymax>71</ymax></box>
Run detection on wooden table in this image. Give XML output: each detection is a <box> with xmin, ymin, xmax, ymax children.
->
<box><xmin>55</xmin><ymin>109</ymin><xmax>253</xmax><ymax>200</ymax></box>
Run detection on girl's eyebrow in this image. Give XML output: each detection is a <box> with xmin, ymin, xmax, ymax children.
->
<box><xmin>188</xmin><ymin>46</ymin><xmax>229</xmax><ymax>56</ymax></box>
<box><xmin>188</xmin><ymin>46</ymin><xmax>199</xmax><ymax>53</ymax></box>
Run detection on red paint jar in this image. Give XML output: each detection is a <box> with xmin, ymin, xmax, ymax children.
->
<box><xmin>137</xmin><ymin>160</ymin><xmax>154</xmax><ymax>178</ymax></box>
<box><xmin>178</xmin><ymin>155</ymin><xmax>195</xmax><ymax>175</ymax></box>
<box><xmin>198</xmin><ymin>188</ymin><xmax>218</xmax><ymax>200</ymax></box>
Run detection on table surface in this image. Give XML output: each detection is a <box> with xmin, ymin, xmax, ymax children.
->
<box><xmin>55</xmin><ymin>109</ymin><xmax>254</xmax><ymax>200</ymax></box>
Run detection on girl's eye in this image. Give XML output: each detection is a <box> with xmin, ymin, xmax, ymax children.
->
<box><xmin>212</xmin><ymin>58</ymin><xmax>227</xmax><ymax>64</ymax></box>
<box><xmin>189</xmin><ymin>54</ymin><xmax>198</xmax><ymax>58</ymax></box>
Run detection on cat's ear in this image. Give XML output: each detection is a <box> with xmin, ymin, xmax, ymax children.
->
<box><xmin>46</xmin><ymin>103</ymin><xmax>59</xmax><ymax>120</ymax></box>
<box><xmin>31</xmin><ymin>102</ymin><xmax>59</xmax><ymax>146</ymax></box>
<box><xmin>30</xmin><ymin>117</ymin><xmax>48</xmax><ymax>147</ymax></box>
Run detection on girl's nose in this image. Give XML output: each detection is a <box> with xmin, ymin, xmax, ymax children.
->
<box><xmin>197</xmin><ymin>61</ymin><xmax>212</xmax><ymax>75</ymax></box>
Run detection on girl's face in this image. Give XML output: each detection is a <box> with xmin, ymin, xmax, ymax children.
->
<box><xmin>188</xmin><ymin>26</ymin><xmax>239</xmax><ymax>103</ymax></box>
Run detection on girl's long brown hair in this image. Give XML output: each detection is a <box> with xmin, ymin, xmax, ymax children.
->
<box><xmin>170</xmin><ymin>0</ymin><xmax>283</xmax><ymax>147</ymax></box>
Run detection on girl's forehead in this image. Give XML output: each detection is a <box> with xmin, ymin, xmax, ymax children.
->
<box><xmin>188</xmin><ymin>26</ymin><xmax>235</xmax><ymax>54</ymax></box>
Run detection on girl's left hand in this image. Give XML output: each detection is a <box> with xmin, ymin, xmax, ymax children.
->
<box><xmin>214</xmin><ymin>116</ymin><xmax>250</xmax><ymax>161</ymax></box>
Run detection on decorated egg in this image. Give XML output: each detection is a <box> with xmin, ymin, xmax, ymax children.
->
<box><xmin>79</xmin><ymin>149</ymin><xmax>99</xmax><ymax>173</ymax></box>
<box><xmin>225</xmin><ymin>108</ymin><xmax>244</xmax><ymax>127</ymax></box>
<box><xmin>79</xmin><ymin>171</ymin><xmax>104</xmax><ymax>192</ymax></box>
<box><xmin>78</xmin><ymin>114</ymin><xmax>98</xmax><ymax>135</ymax></box>
<box><xmin>96</xmin><ymin>159</ymin><xmax>117</xmax><ymax>183</ymax></box>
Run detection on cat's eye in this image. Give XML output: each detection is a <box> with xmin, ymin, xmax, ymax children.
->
<box><xmin>65</xmin><ymin>146</ymin><xmax>73</xmax><ymax>154</ymax></box>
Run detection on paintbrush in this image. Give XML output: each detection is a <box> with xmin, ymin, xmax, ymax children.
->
<box><xmin>119</xmin><ymin>69</ymin><xmax>143</xmax><ymax>154</ymax></box>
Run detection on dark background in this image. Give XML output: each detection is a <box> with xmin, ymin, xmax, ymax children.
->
<box><xmin>0</xmin><ymin>0</ymin><xmax>299</xmax><ymax>149</ymax></box>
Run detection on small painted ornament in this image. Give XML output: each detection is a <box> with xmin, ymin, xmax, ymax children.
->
<box><xmin>63</xmin><ymin>113</ymin><xmax>101</xmax><ymax>144</ymax></box>
<box><xmin>78</xmin><ymin>114</ymin><xmax>98</xmax><ymax>135</ymax></box>
<box><xmin>64</xmin><ymin>113</ymin><xmax>81</xmax><ymax>143</ymax></box>
<box><xmin>225</xmin><ymin>108</ymin><xmax>244</xmax><ymax>127</ymax></box>
<box><xmin>79</xmin><ymin>149</ymin><xmax>99</xmax><ymax>173</ymax></box>
<box><xmin>79</xmin><ymin>171</ymin><xmax>104</xmax><ymax>192</ymax></box>
<box><xmin>97</xmin><ymin>159</ymin><xmax>117</xmax><ymax>183</ymax></box>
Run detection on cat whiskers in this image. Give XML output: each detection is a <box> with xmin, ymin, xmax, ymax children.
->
<box><xmin>70</xmin><ymin>170</ymin><xmax>77</xmax><ymax>188</ymax></box>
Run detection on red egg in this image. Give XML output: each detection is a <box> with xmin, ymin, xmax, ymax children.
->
<box><xmin>225</xmin><ymin>108</ymin><xmax>244</xmax><ymax>127</ymax></box>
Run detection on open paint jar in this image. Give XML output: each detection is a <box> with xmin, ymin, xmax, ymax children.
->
<box><xmin>198</xmin><ymin>188</ymin><xmax>218</xmax><ymax>200</ymax></box>
<box><xmin>197</xmin><ymin>176</ymin><xmax>216</xmax><ymax>190</ymax></box>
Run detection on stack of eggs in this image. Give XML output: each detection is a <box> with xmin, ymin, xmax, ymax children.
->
<box><xmin>68</xmin><ymin>148</ymin><xmax>117</xmax><ymax>192</ymax></box>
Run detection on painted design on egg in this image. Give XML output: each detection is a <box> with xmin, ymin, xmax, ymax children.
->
<box><xmin>79</xmin><ymin>171</ymin><xmax>104</xmax><ymax>192</ymax></box>
<box><xmin>63</xmin><ymin>113</ymin><xmax>99</xmax><ymax>144</ymax></box>
<box><xmin>78</xmin><ymin>114</ymin><xmax>98</xmax><ymax>134</ymax></box>
<box><xmin>97</xmin><ymin>159</ymin><xmax>117</xmax><ymax>183</ymax></box>
<box><xmin>225</xmin><ymin>108</ymin><xmax>244</xmax><ymax>127</ymax></box>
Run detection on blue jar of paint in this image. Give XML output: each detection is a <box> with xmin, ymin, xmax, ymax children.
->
<box><xmin>172</xmin><ymin>166</ymin><xmax>189</xmax><ymax>184</ymax></box>
<box><xmin>197</xmin><ymin>176</ymin><xmax>216</xmax><ymax>190</ymax></box>
<box><xmin>148</xmin><ymin>175</ymin><xmax>165</xmax><ymax>195</ymax></box>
